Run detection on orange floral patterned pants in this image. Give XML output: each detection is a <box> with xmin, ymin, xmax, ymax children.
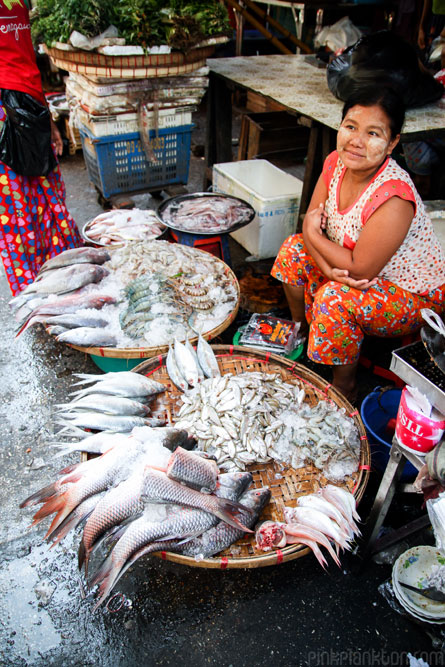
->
<box><xmin>271</xmin><ymin>234</ymin><xmax>445</xmax><ymax>365</ymax></box>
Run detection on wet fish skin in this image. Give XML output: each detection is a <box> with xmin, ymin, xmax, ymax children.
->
<box><xmin>197</xmin><ymin>335</ymin><xmax>220</xmax><ymax>378</ymax></box>
<box><xmin>79</xmin><ymin>470</ymin><xmax>147</xmax><ymax>575</ymax></box>
<box><xmin>46</xmin><ymin>491</ymin><xmax>107</xmax><ymax>548</ymax></box>
<box><xmin>56</xmin><ymin>327</ymin><xmax>117</xmax><ymax>347</ymax></box>
<box><xmin>56</xmin><ymin>413</ymin><xmax>153</xmax><ymax>433</ymax></box>
<box><xmin>166</xmin><ymin>446</ymin><xmax>218</xmax><ymax>492</ymax></box>
<box><xmin>181</xmin><ymin>487</ymin><xmax>271</xmax><ymax>558</ymax></box>
<box><xmin>56</xmin><ymin>393</ymin><xmax>152</xmax><ymax>418</ymax></box>
<box><xmin>22</xmin><ymin>264</ymin><xmax>109</xmax><ymax>296</ymax></box>
<box><xmin>91</xmin><ymin>504</ymin><xmax>219</xmax><ymax>609</ymax></box>
<box><xmin>26</xmin><ymin>445</ymin><xmax>137</xmax><ymax>537</ymax></box>
<box><xmin>174</xmin><ymin>338</ymin><xmax>199</xmax><ymax>387</ymax></box>
<box><xmin>52</xmin><ymin>431</ymin><xmax>128</xmax><ymax>457</ymax></box>
<box><xmin>16</xmin><ymin>294</ymin><xmax>117</xmax><ymax>337</ymax></box>
<box><xmin>71</xmin><ymin>372</ymin><xmax>165</xmax><ymax>398</ymax></box>
<box><xmin>141</xmin><ymin>469</ymin><xmax>253</xmax><ymax>532</ymax></box>
<box><xmin>166</xmin><ymin>344</ymin><xmax>188</xmax><ymax>392</ymax></box>
<box><xmin>38</xmin><ymin>247</ymin><xmax>110</xmax><ymax>273</ymax></box>
<box><xmin>88</xmin><ymin>472</ymin><xmax>251</xmax><ymax>600</ymax></box>
<box><xmin>45</xmin><ymin>313</ymin><xmax>110</xmax><ymax>329</ymax></box>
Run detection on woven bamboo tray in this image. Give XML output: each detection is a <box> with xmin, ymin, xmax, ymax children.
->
<box><xmin>131</xmin><ymin>345</ymin><xmax>370</xmax><ymax>569</ymax></box>
<box><xmin>66</xmin><ymin>250</ymin><xmax>240</xmax><ymax>360</ymax></box>
<box><xmin>43</xmin><ymin>37</ymin><xmax>227</xmax><ymax>79</ymax></box>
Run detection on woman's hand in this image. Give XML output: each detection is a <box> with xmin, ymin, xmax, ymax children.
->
<box><xmin>305</xmin><ymin>203</ymin><xmax>328</xmax><ymax>237</ymax></box>
<box><xmin>50</xmin><ymin>118</ymin><xmax>63</xmax><ymax>156</ymax></box>
<box><xmin>331</xmin><ymin>268</ymin><xmax>377</xmax><ymax>290</ymax></box>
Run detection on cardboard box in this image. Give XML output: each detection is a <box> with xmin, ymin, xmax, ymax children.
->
<box><xmin>212</xmin><ymin>159</ymin><xmax>302</xmax><ymax>259</ymax></box>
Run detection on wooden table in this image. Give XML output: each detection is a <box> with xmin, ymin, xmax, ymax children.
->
<box><xmin>205</xmin><ymin>54</ymin><xmax>445</xmax><ymax>217</ymax></box>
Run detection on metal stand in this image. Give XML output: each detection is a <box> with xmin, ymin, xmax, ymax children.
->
<box><xmin>360</xmin><ymin>436</ymin><xmax>428</xmax><ymax>561</ymax></box>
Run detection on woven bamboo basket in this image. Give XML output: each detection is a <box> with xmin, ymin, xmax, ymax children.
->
<box><xmin>129</xmin><ymin>345</ymin><xmax>370</xmax><ymax>569</ymax></box>
<box><xmin>43</xmin><ymin>37</ymin><xmax>227</xmax><ymax>79</ymax></box>
<box><xmin>66</xmin><ymin>250</ymin><xmax>240</xmax><ymax>361</ymax></box>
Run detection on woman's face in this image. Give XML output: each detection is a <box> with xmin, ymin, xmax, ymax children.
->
<box><xmin>337</xmin><ymin>104</ymin><xmax>400</xmax><ymax>173</ymax></box>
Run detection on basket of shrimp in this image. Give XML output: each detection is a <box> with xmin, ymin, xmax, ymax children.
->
<box><xmin>19</xmin><ymin>344</ymin><xmax>370</xmax><ymax>609</ymax></box>
<box><xmin>12</xmin><ymin>241</ymin><xmax>240</xmax><ymax>372</ymax></box>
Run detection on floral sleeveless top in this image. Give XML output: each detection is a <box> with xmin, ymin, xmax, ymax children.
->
<box><xmin>322</xmin><ymin>151</ymin><xmax>445</xmax><ymax>294</ymax></box>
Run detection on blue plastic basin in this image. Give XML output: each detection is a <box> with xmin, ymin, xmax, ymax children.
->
<box><xmin>360</xmin><ymin>388</ymin><xmax>417</xmax><ymax>481</ymax></box>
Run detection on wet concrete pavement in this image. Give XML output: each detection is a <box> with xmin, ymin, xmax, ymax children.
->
<box><xmin>0</xmin><ymin>120</ymin><xmax>443</xmax><ymax>666</ymax></box>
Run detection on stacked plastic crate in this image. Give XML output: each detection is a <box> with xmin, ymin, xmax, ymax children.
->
<box><xmin>67</xmin><ymin>69</ymin><xmax>209</xmax><ymax>199</ymax></box>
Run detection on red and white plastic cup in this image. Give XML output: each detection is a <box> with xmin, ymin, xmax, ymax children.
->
<box><xmin>396</xmin><ymin>387</ymin><xmax>445</xmax><ymax>454</ymax></box>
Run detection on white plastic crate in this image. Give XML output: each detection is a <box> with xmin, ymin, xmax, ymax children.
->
<box><xmin>212</xmin><ymin>159</ymin><xmax>303</xmax><ymax>259</ymax></box>
<box><xmin>77</xmin><ymin>107</ymin><xmax>193</xmax><ymax>137</ymax></box>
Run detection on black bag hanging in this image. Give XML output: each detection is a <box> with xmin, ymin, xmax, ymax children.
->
<box><xmin>0</xmin><ymin>89</ymin><xmax>57</xmax><ymax>177</ymax></box>
<box><xmin>327</xmin><ymin>31</ymin><xmax>444</xmax><ymax>109</ymax></box>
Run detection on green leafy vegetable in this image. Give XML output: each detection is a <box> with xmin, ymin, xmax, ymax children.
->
<box><xmin>32</xmin><ymin>0</ymin><xmax>230</xmax><ymax>50</ymax></box>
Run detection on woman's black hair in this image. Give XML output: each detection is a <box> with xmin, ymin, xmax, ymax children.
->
<box><xmin>341</xmin><ymin>86</ymin><xmax>405</xmax><ymax>139</ymax></box>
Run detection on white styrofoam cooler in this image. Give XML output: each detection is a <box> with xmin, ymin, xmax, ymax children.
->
<box><xmin>212</xmin><ymin>159</ymin><xmax>303</xmax><ymax>259</ymax></box>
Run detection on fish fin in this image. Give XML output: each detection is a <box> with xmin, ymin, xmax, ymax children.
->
<box><xmin>48</xmin><ymin>506</ymin><xmax>95</xmax><ymax>549</ymax></box>
<box><xmin>20</xmin><ymin>481</ymin><xmax>61</xmax><ymax>508</ymax></box>
<box><xmin>90</xmin><ymin>556</ymin><xmax>124</xmax><ymax>610</ymax></box>
<box><xmin>213</xmin><ymin>498</ymin><xmax>254</xmax><ymax>533</ymax></box>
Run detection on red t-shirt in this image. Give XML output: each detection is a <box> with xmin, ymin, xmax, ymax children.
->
<box><xmin>0</xmin><ymin>0</ymin><xmax>45</xmax><ymax>104</ymax></box>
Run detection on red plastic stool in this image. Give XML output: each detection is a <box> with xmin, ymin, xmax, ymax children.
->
<box><xmin>168</xmin><ymin>229</ymin><xmax>232</xmax><ymax>266</ymax></box>
<box><xmin>359</xmin><ymin>332</ymin><xmax>420</xmax><ymax>387</ymax></box>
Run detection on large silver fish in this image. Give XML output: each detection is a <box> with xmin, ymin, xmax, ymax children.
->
<box><xmin>80</xmin><ymin>469</ymin><xmax>252</xmax><ymax>577</ymax></box>
<box><xmin>56</xmin><ymin>393</ymin><xmax>152</xmax><ymax>418</ymax></box>
<box><xmin>44</xmin><ymin>313</ymin><xmax>110</xmax><ymax>329</ymax></box>
<box><xmin>166</xmin><ymin>446</ymin><xmax>218</xmax><ymax>492</ymax></box>
<box><xmin>197</xmin><ymin>335</ymin><xmax>220</xmax><ymax>378</ymax></box>
<box><xmin>56</xmin><ymin>413</ymin><xmax>156</xmax><ymax>433</ymax></box>
<box><xmin>89</xmin><ymin>471</ymin><xmax>253</xmax><ymax>608</ymax></box>
<box><xmin>16</xmin><ymin>294</ymin><xmax>117</xmax><ymax>337</ymax></box>
<box><xmin>70</xmin><ymin>373</ymin><xmax>165</xmax><ymax>400</ymax></box>
<box><xmin>38</xmin><ymin>247</ymin><xmax>111</xmax><ymax>274</ymax></box>
<box><xmin>56</xmin><ymin>327</ymin><xmax>117</xmax><ymax>347</ymax></box>
<box><xmin>22</xmin><ymin>264</ymin><xmax>109</xmax><ymax>296</ymax></box>
<box><xmin>181</xmin><ymin>487</ymin><xmax>271</xmax><ymax>558</ymax></box>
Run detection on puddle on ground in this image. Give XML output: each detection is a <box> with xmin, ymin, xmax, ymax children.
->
<box><xmin>0</xmin><ymin>546</ymin><xmax>61</xmax><ymax>662</ymax></box>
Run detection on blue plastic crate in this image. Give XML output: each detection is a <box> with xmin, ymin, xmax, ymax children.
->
<box><xmin>79</xmin><ymin>124</ymin><xmax>193</xmax><ymax>199</ymax></box>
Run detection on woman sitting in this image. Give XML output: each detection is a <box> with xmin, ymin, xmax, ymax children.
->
<box><xmin>271</xmin><ymin>86</ymin><xmax>445</xmax><ymax>401</ymax></box>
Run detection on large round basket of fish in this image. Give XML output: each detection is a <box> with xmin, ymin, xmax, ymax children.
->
<box><xmin>11</xmin><ymin>242</ymin><xmax>240</xmax><ymax>368</ymax></box>
<box><xmin>19</xmin><ymin>344</ymin><xmax>370</xmax><ymax>610</ymax></box>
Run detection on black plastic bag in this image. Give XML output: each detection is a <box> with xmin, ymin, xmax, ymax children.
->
<box><xmin>0</xmin><ymin>89</ymin><xmax>57</xmax><ymax>177</ymax></box>
<box><xmin>327</xmin><ymin>31</ymin><xmax>444</xmax><ymax>109</ymax></box>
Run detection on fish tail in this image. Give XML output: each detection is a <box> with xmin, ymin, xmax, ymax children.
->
<box><xmin>72</xmin><ymin>373</ymin><xmax>102</xmax><ymax>385</ymax></box>
<box><xmin>29</xmin><ymin>491</ymin><xmax>69</xmax><ymax>531</ymax></box>
<box><xmin>48</xmin><ymin>505</ymin><xmax>94</xmax><ymax>549</ymax></box>
<box><xmin>90</xmin><ymin>556</ymin><xmax>123</xmax><ymax>610</ymax></box>
<box><xmin>20</xmin><ymin>480</ymin><xmax>61</xmax><ymax>508</ymax></box>
<box><xmin>78</xmin><ymin>540</ymin><xmax>87</xmax><ymax>572</ymax></box>
<box><xmin>213</xmin><ymin>498</ymin><xmax>254</xmax><ymax>533</ymax></box>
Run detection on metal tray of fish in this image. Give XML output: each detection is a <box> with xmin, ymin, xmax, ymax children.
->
<box><xmin>157</xmin><ymin>192</ymin><xmax>256</xmax><ymax>236</ymax></box>
<box><xmin>391</xmin><ymin>341</ymin><xmax>445</xmax><ymax>413</ymax></box>
<box><xmin>129</xmin><ymin>345</ymin><xmax>370</xmax><ymax>569</ymax></box>
<box><xmin>81</xmin><ymin>210</ymin><xmax>167</xmax><ymax>248</ymax></box>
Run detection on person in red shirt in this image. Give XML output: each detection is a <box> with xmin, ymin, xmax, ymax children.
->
<box><xmin>0</xmin><ymin>0</ymin><xmax>83</xmax><ymax>295</ymax></box>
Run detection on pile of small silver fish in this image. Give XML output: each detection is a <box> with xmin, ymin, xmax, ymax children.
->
<box><xmin>160</xmin><ymin>195</ymin><xmax>253</xmax><ymax>233</ymax></box>
<box><xmin>255</xmin><ymin>485</ymin><xmax>361</xmax><ymax>569</ymax></box>
<box><xmin>10</xmin><ymin>241</ymin><xmax>238</xmax><ymax>349</ymax></box>
<box><xmin>83</xmin><ymin>209</ymin><xmax>165</xmax><ymax>246</ymax></box>
<box><xmin>174</xmin><ymin>371</ymin><xmax>360</xmax><ymax>481</ymax></box>
<box><xmin>20</xmin><ymin>424</ymin><xmax>270</xmax><ymax>610</ymax></box>
<box><xmin>54</xmin><ymin>371</ymin><xmax>167</xmax><ymax>438</ymax></box>
<box><xmin>166</xmin><ymin>335</ymin><xmax>220</xmax><ymax>391</ymax></box>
